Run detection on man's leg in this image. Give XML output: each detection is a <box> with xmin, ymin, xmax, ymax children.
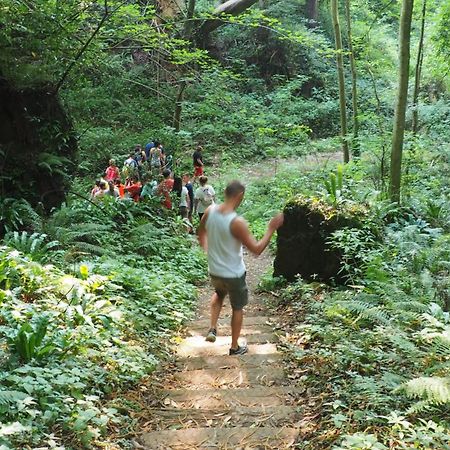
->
<box><xmin>230</xmin><ymin>308</ymin><xmax>243</xmax><ymax>350</ymax></box>
<box><xmin>210</xmin><ymin>292</ymin><xmax>223</xmax><ymax>330</ymax></box>
<box><xmin>228</xmin><ymin>274</ymin><xmax>248</xmax><ymax>355</ymax></box>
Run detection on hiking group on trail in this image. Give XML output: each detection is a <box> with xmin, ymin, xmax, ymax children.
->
<box><xmin>89</xmin><ymin>142</ymin><xmax>215</xmax><ymax>226</ymax></box>
<box><xmin>90</xmin><ymin>142</ymin><xmax>284</xmax><ymax>356</ymax></box>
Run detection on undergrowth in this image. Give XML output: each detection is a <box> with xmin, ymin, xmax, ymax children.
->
<box><xmin>0</xmin><ymin>198</ymin><xmax>206</xmax><ymax>449</ymax></box>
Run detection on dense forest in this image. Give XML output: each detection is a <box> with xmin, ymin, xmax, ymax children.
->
<box><xmin>0</xmin><ymin>0</ymin><xmax>449</xmax><ymax>449</ymax></box>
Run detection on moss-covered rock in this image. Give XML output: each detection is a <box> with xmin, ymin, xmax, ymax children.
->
<box><xmin>274</xmin><ymin>195</ymin><xmax>369</xmax><ymax>283</ymax></box>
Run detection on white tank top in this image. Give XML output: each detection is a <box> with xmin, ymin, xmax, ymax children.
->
<box><xmin>205</xmin><ymin>205</ymin><xmax>246</xmax><ymax>278</ymax></box>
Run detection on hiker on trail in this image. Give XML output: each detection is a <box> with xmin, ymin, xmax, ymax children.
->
<box><xmin>173</xmin><ymin>176</ymin><xmax>190</xmax><ymax>219</ymax></box>
<box><xmin>123</xmin><ymin>153</ymin><xmax>138</xmax><ymax>179</ymax></box>
<box><xmin>90</xmin><ymin>180</ymin><xmax>102</xmax><ymax>199</ymax></box>
<box><xmin>140</xmin><ymin>176</ymin><xmax>157</xmax><ymax>200</ymax></box>
<box><xmin>105</xmin><ymin>159</ymin><xmax>120</xmax><ymax>181</ymax></box>
<box><xmin>105</xmin><ymin>180</ymin><xmax>119</xmax><ymax>198</ymax></box>
<box><xmin>194</xmin><ymin>176</ymin><xmax>215</xmax><ymax>221</ymax></box>
<box><xmin>198</xmin><ymin>180</ymin><xmax>284</xmax><ymax>355</ymax></box>
<box><xmin>150</xmin><ymin>142</ymin><xmax>163</xmax><ymax>174</ymax></box>
<box><xmin>145</xmin><ymin>141</ymin><xmax>155</xmax><ymax>160</ymax></box>
<box><xmin>124</xmin><ymin>176</ymin><xmax>142</xmax><ymax>202</ymax></box>
<box><xmin>114</xmin><ymin>178</ymin><xmax>125</xmax><ymax>198</ymax></box>
<box><xmin>193</xmin><ymin>145</ymin><xmax>204</xmax><ymax>181</ymax></box>
<box><xmin>94</xmin><ymin>180</ymin><xmax>108</xmax><ymax>199</ymax></box>
<box><xmin>183</xmin><ymin>174</ymin><xmax>194</xmax><ymax>222</ymax></box>
<box><xmin>156</xmin><ymin>169</ymin><xmax>174</xmax><ymax>209</ymax></box>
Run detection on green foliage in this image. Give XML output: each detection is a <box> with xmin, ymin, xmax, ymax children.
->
<box><xmin>4</xmin><ymin>232</ymin><xmax>59</xmax><ymax>263</ymax></box>
<box><xmin>0</xmin><ymin>191</ymin><xmax>206</xmax><ymax>448</ymax></box>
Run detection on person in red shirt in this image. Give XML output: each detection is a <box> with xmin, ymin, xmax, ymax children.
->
<box><xmin>156</xmin><ymin>169</ymin><xmax>174</xmax><ymax>209</ymax></box>
<box><xmin>124</xmin><ymin>176</ymin><xmax>142</xmax><ymax>202</ymax></box>
<box><xmin>193</xmin><ymin>145</ymin><xmax>204</xmax><ymax>182</ymax></box>
<box><xmin>105</xmin><ymin>159</ymin><xmax>120</xmax><ymax>181</ymax></box>
<box><xmin>114</xmin><ymin>178</ymin><xmax>125</xmax><ymax>198</ymax></box>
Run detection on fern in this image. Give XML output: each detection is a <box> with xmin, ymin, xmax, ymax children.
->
<box><xmin>401</xmin><ymin>376</ymin><xmax>450</xmax><ymax>405</ymax></box>
<box><xmin>4</xmin><ymin>232</ymin><xmax>59</xmax><ymax>262</ymax></box>
<box><xmin>336</xmin><ymin>300</ymin><xmax>391</xmax><ymax>325</ymax></box>
<box><xmin>0</xmin><ymin>390</ymin><xmax>28</xmax><ymax>406</ymax></box>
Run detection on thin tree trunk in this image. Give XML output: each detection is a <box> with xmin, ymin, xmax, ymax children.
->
<box><xmin>305</xmin><ymin>0</ymin><xmax>319</xmax><ymax>27</ymax></box>
<box><xmin>345</xmin><ymin>0</ymin><xmax>360</xmax><ymax>156</ymax></box>
<box><xmin>367</xmin><ymin>66</ymin><xmax>388</xmax><ymax>193</ymax></box>
<box><xmin>55</xmin><ymin>0</ymin><xmax>109</xmax><ymax>92</ymax></box>
<box><xmin>389</xmin><ymin>0</ymin><xmax>414</xmax><ymax>203</ymax></box>
<box><xmin>173</xmin><ymin>81</ymin><xmax>187</xmax><ymax>132</ymax></box>
<box><xmin>412</xmin><ymin>0</ymin><xmax>427</xmax><ymax>135</ymax></box>
<box><xmin>184</xmin><ymin>0</ymin><xmax>196</xmax><ymax>39</ymax></box>
<box><xmin>331</xmin><ymin>0</ymin><xmax>350</xmax><ymax>163</ymax></box>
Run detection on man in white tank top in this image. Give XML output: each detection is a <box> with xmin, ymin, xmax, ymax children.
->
<box><xmin>198</xmin><ymin>180</ymin><xmax>284</xmax><ymax>355</ymax></box>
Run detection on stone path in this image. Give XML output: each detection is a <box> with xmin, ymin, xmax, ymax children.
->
<box><xmin>139</xmin><ymin>251</ymin><xmax>302</xmax><ymax>449</ymax></box>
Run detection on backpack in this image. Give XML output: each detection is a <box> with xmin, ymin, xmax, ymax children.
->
<box><xmin>202</xmin><ymin>186</ymin><xmax>214</xmax><ymax>206</ymax></box>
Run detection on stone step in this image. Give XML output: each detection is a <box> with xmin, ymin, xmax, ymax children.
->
<box><xmin>172</xmin><ymin>367</ymin><xmax>285</xmax><ymax>389</ymax></box>
<box><xmin>143</xmin><ymin>405</ymin><xmax>302</xmax><ymax>430</ymax></box>
<box><xmin>185</xmin><ymin>323</ymin><xmax>274</xmax><ymax>338</ymax></box>
<box><xmin>140</xmin><ymin>426</ymin><xmax>299</xmax><ymax>449</ymax></box>
<box><xmin>189</xmin><ymin>316</ymin><xmax>273</xmax><ymax>330</ymax></box>
<box><xmin>176</xmin><ymin>353</ymin><xmax>282</xmax><ymax>371</ymax></box>
<box><xmin>161</xmin><ymin>386</ymin><xmax>304</xmax><ymax>409</ymax></box>
<box><xmin>176</xmin><ymin>342</ymin><xmax>278</xmax><ymax>358</ymax></box>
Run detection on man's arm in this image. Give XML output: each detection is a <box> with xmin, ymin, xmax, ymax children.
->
<box><xmin>197</xmin><ymin>207</ymin><xmax>211</xmax><ymax>251</ymax></box>
<box><xmin>231</xmin><ymin>213</ymin><xmax>284</xmax><ymax>256</ymax></box>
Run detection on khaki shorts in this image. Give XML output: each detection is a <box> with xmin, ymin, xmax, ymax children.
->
<box><xmin>210</xmin><ymin>273</ymin><xmax>248</xmax><ymax>311</ymax></box>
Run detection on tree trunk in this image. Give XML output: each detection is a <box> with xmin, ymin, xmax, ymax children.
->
<box><xmin>345</xmin><ymin>0</ymin><xmax>360</xmax><ymax>156</ymax></box>
<box><xmin>173</xmin><ymin>81</ymin><xmax>187</xmax><ymax>132</ymax></box>
<box><xmin>183</xmin><ymin>0</ymin><xmax>196</xmax><ymax>40</ymax></box>
<box><xmin>389</xmin><ymin>0</ymin><xmax>414</xmax><ymax>203</ymax></box>
<box><xmin>196</xmin><ymin>0</ymin><xmax>259</xmax><ymax>38</ymax></box>
<box><xmin>305</xmin><ymin>0</ymin><xmax>319</xmax><ymax>27</ymax></box>
<box><xmin>331</xmin><ymin>0</ymin><xmax>350</xmax><ymax>163</ymax></box>
<box><xmin>412</xmin><ymin>0</ymin><xmax>427</xmax><ymax>135</ymax></box>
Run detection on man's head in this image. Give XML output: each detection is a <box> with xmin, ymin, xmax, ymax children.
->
<box><xmin>199</xmin><ymin>175</ymin><xmax>208</xmax><ymax>186</ymax></box>
<box><xmin>225</xmin><ymin>180</ymin><xmax>245</xmax><ymax>207</ymax></box>
<box><xmin>162</xmin><ymin>169</ymin><xmax>171</xmax><ymax>179</ymax></box>
<box><xmin>109</xmin><ymin>159</ymin><xmax>115</xmax><ymax>166</ymax></box>
<box><xmin>197</xmin><ymin>145</ymin><xmax>203</xmax><ymax>152</ymax></box>
<box><xmin>182</xmin><ymin>173</ymin><xmax>190</xmax><ymax>184</ymax></box>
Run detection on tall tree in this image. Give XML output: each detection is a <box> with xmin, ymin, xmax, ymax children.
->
<box><xmin>412</xmin><ymin>0</ymin><xmax>427</xmax><ymax>135</ymax></box>
<box><xmin>331</xmin><ymin>0</ymin><xmax>350</xmax><ymax>163</ymax></box>
<box><xmin>305</xmin><ymin>0</ymin><xmax>319</xmax><ymax>27</ymax></box>
<box><xmin>389</xmin><ymin>0</ymin><xmax>415</xmax><ymax>203</ymax></box>
<box><xmin>344</xmin><ymin>0</ymin><xmax>360</xmax><ymax>156</ymax></box>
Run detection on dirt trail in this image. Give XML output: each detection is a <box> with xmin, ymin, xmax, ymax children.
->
<box><xmin>138</xmin><ymin>251</ymin><xmax>302</xmax><ymax>449</ymax></box>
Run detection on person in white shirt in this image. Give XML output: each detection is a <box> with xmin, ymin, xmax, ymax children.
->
<box><xmin>194</xmin><ymin>176</ymin><xmax>216</xmax><ymax>221</ymax></box>
<box><xmin>198</xmin><ymin>180</ymin><xmax>284</xmax><ymax>355</ymax></box>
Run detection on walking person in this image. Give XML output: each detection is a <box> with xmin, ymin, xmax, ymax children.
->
<box><xmin>182</xmin><ymin>173</ymin><xmax>194</xmax><ymax>222</ymax></box>
<box><xmin>194</xmin><ymin>176</ymin><xmax>215</xmax><ymax>221</ymax></box>
<box><xmin>192</xmin><ymin>145</ymin><xmax>204</xmax><ymax>182</ymax></box>
<box><xmin>197</xmin><ymin>180</ymin><xmax>284</xmax><ymax>355</ymax></box>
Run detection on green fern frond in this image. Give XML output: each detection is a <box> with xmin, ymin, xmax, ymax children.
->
<box><xmin>401</xmin><ymin>376</ymin><xmax>450</xmax><ymax>405</ymax></box>
<box><xmin>337</xmin><ymin>300</ymin><xmax>391</xmax><ymax>325</ymax></box>
<box><xmin>0</xmin><ymin>390</ymin><xmax>28</xmax><ymax>405</ymax></box>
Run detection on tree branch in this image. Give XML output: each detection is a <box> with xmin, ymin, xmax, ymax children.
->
<box><xmin>55</xmin><ymin>0</ymin><xmax>110</xmax><ymax>93</ymax></box>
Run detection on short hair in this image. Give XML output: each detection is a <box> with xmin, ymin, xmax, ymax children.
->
<box><xmin>199</xmin><ymin>175</ymin><xmax>208</xmax><ymax>185</ymax></box>
<box><xmin>225</xmin><ymin>180</ymin><xmax>245</xmax><ymax>198</ymax></box>
<box><xmin>197</xmin><ymin>145</ymin><xmax>203</xmax><ymax>151</ymax></box>
<box><xmin>182</xmin><ymin>173</ymin><xmax>190</xmax><ymax>179</ymax></box>
<box><xmin>162</xmin><ymin>169</ymin><xmax>171</xmax><ymax>178</ymax></box>
<box><xmin>109</xmin><ymin>159</ymin><xmax>115</xmax><ymax>165</ymax></box>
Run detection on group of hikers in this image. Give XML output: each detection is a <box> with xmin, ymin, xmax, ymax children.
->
<box><xmin>90</xmin><ymin>143</ymin><xmax>213</xmax><ymax>225</ymax></box>
<box><xmin>90</xmin><ymin>141</ymin><xmax>285</xmax><ymax>356</ymax></box>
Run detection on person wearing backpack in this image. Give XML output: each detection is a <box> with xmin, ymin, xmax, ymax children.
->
<box><xmin>194</xmin><ymin>176</ymin><xmax>216</xmax><ymax>221</ymax></box>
